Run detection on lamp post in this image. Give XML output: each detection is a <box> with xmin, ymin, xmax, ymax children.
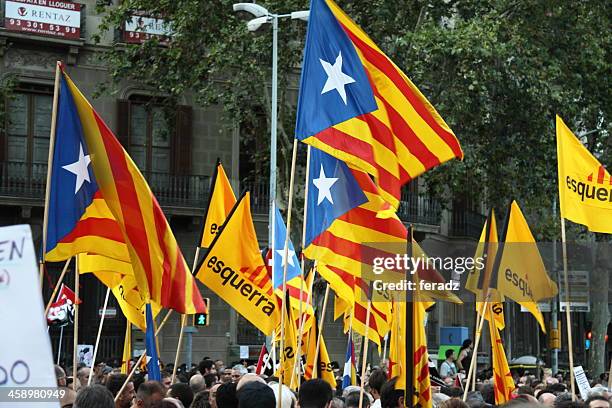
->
<box><xmin>232</xmin><ymin>3</ymin><xmax>309</xmax><ymax>245</ymax></box>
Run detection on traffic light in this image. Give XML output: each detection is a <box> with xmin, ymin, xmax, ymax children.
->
<box><xmin>194</xmin><ymin>298</ymin><xmax>210</xmax><ymax>327</ymax></box>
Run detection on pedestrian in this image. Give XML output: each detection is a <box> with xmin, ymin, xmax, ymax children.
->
<box><xmin>299</xmin><ymin>379</ymin><xmax>334</xmax><ymax>408</ymax></box>
<box><xmin>73</xmin><ymin>384</ymin><xmax>114</xmax><ymax>408</ymax></box>
<box><xmin>440</xmin><ymin>349</ymin><xmax>458</xmax><ymax>380</ymax></box>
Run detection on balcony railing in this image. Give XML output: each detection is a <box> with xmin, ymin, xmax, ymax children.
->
<box><xmin>241</xmin><ymin>181</ymin><xmax>270</xmax><ymax>215</ymax></box>
<box><xmin>0</xmin><ymin>161</ymin><xmax>210</xmax><ymax>209</ymax></box>
<box><xmin>450</xmin><ymin>206</ymin><xmax>486</xmax><ymax>239</ymax></box>
<box><xmin>398</xmin><ymin>189</ymin><xmax>442</xmax><ymax>226</ymax></box>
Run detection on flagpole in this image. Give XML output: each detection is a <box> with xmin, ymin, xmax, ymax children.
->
<box><xmin>406</xmin><ymin>227</ymin><xmax>414</xmax><ymax>407</ymax></box>
<box><xmin>57</xmin><ymin>326</ymin><xmax>64</xmax><ymax>365</ymax></box>
<box><xmin>357</xmin><ymin>300</ymin><xmax>372</xmax><ymax>408</ymax></box>
<box><xmin>40</xmin><ymin>61</ymin><xmax>63</xmax><ymax>289</ymax></box>
<box><xmin>44</xmin><ymin>258</ymin><xmax>72</xmax><ymax>316</ymax></box>
<box><xmin>72</xmin><ymin>254</ymin><xmax>80</xmax><ymax>390</ymax></box>
<box><xmin>560</xmin><ymin>217</ymin><xmax>576</xmax><ymax>401</ymax></box>
<box><xmin>292</xmin><ymin>145</ymin><xmax>311</xmax><ymax>389</ymax></box>
<box><xmin>278</xmin><ymin>138</ymin><xmax>299</xmax><ymax>408</ymax></box>
<box><xmin>113</xmin><ymin>310</ymin><xmax>173</xmax><ymax>402</ymax></box>
<box><xmin>381</xmin><ymin>332</ymin><xmax>388</xmax><ymax>366</ymax></box>
<box><xmin>271</xmin><ymin>201</ymin><xmax>278</xmax><ymax>373</ymax></box>
<box><xmin>88</xmin><ymin>286</ymin><xmax>110</xmax><ymax>385</ymax></box>
<box><xmin>313</xmin><ymin>284</ymin><xmax>330</xmax><ymax>376</ymax></box>
<box><xmin>291</xmin><ymin>271</ymin><xmax>316</xmax><ymax>388</ymax></box>
<box><xmin>463</xmin><ymin>298</ymin><xmax>489</xmax><ymax>401</ymax></box>
<box><xmin>171</xmin><ymin>246</ymin><xmax>202</xmax><ymax>383</ymax></box>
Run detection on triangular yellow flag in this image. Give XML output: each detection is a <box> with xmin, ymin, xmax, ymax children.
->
<box><xmin>557</xmin><ymin>115</ymin><xmax>612</xmax><ymax>233</ymax></box>
<box><xmin>495</xmin><ymin>201</ymin><xmax>558</xmax><ymax>332</ymax></box>
<box><xmin>200</xmin><ymin>163</ymin><xmax>237</xmax><ymax>248</ymax></box>
<box><xmin>304</xmin><ymin>316</ymin><xmax>336</xmax><ymax>389</ymax></box>
<box><xmin>275</xmin><ymin>302</ymin><xmax>300</xmax><ymax>390</ymax></box>
<box><xmin>196</xmin><ymin>193</ymin><xmax>280</xmax><ymax>335</ymax></box>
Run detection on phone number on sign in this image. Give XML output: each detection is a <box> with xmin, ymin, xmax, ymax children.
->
<box><xmin>7</xmin><ymin>19</ymin><xmax>78</xmax><ymax>34</ymax></box>
<box><xmin>1</xmin><ymin>388</ymin><xmax>65</xmax><ymax>402</ymax></box>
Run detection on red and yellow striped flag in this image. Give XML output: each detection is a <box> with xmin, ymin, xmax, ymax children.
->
<box><xmin>60</xmin><ymin>70</ymin><xmax>206</xmax><ymax>314</ymax></box>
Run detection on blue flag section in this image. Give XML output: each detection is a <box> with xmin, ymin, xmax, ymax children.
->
<box><xmin>145</xmin><ymin>303</ymin><xmax>161</xmax><ymax>381</ymax></box>
<box><xmin>294</xmin><ymin>0</ymin><xmax>377</xmax><ymax>140</ymax></box>
<box><xmin>272</xmin><ymin>206</ymin><xmax>302</xmax><ymax>288</ymax></box>
<box><xmin>46</xmin><ymin>76</ymin><xmax>100</xmax><ymax>255</ymax></box>
<box><xmin>342</xmin><ymin>331</ymin><xmax>356</xmax><ymax>389</ymax></box>
<box><xmin>305</xmin><ymin>148</ymin><xmax>368</xmax><ymax>246</ymax></box>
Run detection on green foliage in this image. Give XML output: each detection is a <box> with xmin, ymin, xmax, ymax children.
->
<box><xmin>94</xmin><ymin>0</ymin><xmax>609</xmax><ymax>240</ymax></box>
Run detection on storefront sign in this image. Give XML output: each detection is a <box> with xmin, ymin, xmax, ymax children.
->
<box><xmin>4</xmin><ymin>0</ymin><xmax>81</xmax><ymax>40</ymax></box>
<box><xmin>123</xmin><ymin>15</ymin><xmax>172</xmax><ymax>44</ymax></box>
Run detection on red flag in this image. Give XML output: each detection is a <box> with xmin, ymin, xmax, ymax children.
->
<box><xmin>255</xmin><ymin>344</ymin><xmax>272</xmax><ymax>376</ymax></box>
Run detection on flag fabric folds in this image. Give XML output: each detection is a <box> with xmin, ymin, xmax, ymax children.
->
<box><xmin>556</xmin><ymin>115</ymin><xmax>612</xmax><ymax>233</ymax></box>
<box><xmin>145</xmin><ymin>303</ymin><xmax>161</xmax><ymax>381</ymax></box>
<box><xmin>272</xmin><ymin>205</ymin><xmax>303</xmax><ymax>288</ymax></box>
<box><xmin>49</xmin><ymin>70</ymin><xmax>206</xmax><ymax>314</ymax></box>
<box><xmin>46</xmin><ymin>284</ymin><xmax>80</xmax><ymax>326</ymax></box>
<box><xmin>121</xmin><ymin>323</ymin><xmax>132</xmax><ymax>374</ymax></box>
<box><xmin>275</xmin><ymin>300</ymin><xmax>300</xmax><ymax>390</ymax></box>
<box><xmin>304</xmin><ymin>316</ymin><xmax>336</xmax><ymax>388</ymax></box>
<box><xmin>341</xmin><ymin>331</ymin><xmax>357</xmax><ymax>389</ymax></box>
<box><xmin>494</xmin><ymin>201</ymin><xmax>558</xmax><ymax>332</ymax></box>
<box><xmin>196</xmin><ymin>193</ymin><xmax>280</xmax><ymax>335</ymax></box>
<box><xmin>488</xmin><ymin>305</ymin><xmax>515</xmax><ymax>404</ymax></box>
<box><xmin>200</xmin><ymin>162</ymin><xmax>237</xmax><ymax>248</ymax></box>
<box><xmin>295</xmin><ymin>0</ymin><xmax>462</xmax><ymax>209</ymax></box>
<box><xmin>255</xmin><ymin>344</ymin><xmax>273</xmax><ymax>376</ymax></box>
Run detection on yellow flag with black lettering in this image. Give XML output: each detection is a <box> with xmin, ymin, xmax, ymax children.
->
<box><xmin>200</xmin><ymin>162</ymin><xmax>237</xmax><ymax>248</ymax></box>
<box><xmin>495</xmin><ymin>201</ymin><xmax>558</xmax><ymax>332</ymax></box>
<box><xmin>195</xmin><ymin>193</ymin><xmax>280</xmax><ymax>335</ymax></box>
<box><xmin>304</xmin><ymin>316</ymin><xmax>336</xmax><ymax>388</ymax></box>
<box><xmin>78</xmin><ymin>254</ymin><xmax>161</xmax><ymax>331</ymax></box>
<box><xmin>275</xmin><ymin>303</ymin><xmax>300</xmax><ymax>390</ymax></box>
<box><xmin>557</xmin><ymin>115</ymin><xmax>612</xmax><ymax>233</ymax></box>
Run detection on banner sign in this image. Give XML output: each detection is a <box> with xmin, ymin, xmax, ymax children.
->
<box><xmin>0</xmin><ymin>225</ymin><xmax>60</xmax><ymax>407</ymax></box>
<box><xmin>4</xmin><ymin>0</ymin><xmax>81</xmax><ymax>40</ymax></box>
<box><xmin>123</xmin><ymin>15</ymin><xmax>172</xmax><ymax>43</ymax></box>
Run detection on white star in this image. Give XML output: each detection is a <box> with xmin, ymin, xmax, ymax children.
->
<box><xmin>62</xmin><ymin>144</ymin><xmax>91</xmax><ymax>194</ymax></box>
<box><xmin>319</xmin><ymin>51</ymin><xmax>356</xmax><ymax>104</ymax></box>
<box><xmin>275</xmin><ymin>248</ymin><xmax>296</xmax><ymax>267</ymax></box>
<box><xmin>313</xmin><ymin>165</ymin><xmax>338</xmax><ymax>205</ymax></box>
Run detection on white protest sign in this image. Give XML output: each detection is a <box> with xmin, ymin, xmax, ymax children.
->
<box><xmin>0</xmin><ymin>225</ymin><xmax>60</xmax><ymax>407</ymax></box>
<box><xmin>240</xmin><ymin>346</ymin><xmax>249</xmax><ymax>359</ymax></box>
<box><xmin>573</xmin><ymin>365</ymin><xmax>591</xmax><ymax>400</ymax></box>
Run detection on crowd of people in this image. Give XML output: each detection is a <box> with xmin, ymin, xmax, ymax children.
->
<box><xmin>51</xmin><ymin>356</ymin><xmax>612</xmax><ymax>408</ymax></box>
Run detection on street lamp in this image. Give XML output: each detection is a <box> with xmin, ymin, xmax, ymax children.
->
<box><xmin>232</xmin><ymin>3</ymin><xmax>309</xmax><ymax>246</ymax></box>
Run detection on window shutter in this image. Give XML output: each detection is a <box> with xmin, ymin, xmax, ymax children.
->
<box><xmin>174</xmin><ymin>105</ymin><xmax>192</xmax><ymax>175</ymax></box>
<box><xmin>116</xmin><ymin>99</ymin><xmax>130</xmax><ymax>148</ymax></box>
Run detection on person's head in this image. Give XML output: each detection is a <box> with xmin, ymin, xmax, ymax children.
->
<box><xmin>135</xmin><ymin>381</ymin><xmax>165</xmax><ymax>408</ymax></box>
<box><xmin>167</xmin><ymin>382</ymin><xmax>193</xmax><ymax>407</ymax></box>
<box><xmin>236</xmin><ymin>381</ymin><xmax>275</xmax><ymax>408</ymax></box>
<box><xmin>461</xmin><ymin>339</ymin><xmax>473</xmax><ymax>351</ymax></box>
<box><xmin>55</xmin><ymin>365</ymin><xmax>67</xmax><ymax>387</ymax></box>
<box><xmin>190</xmin><ymin>373</ymin><xmax>206</xmax><ymax>394</ymax></box>
<box><xmin>161</xmin><ymin>372</ymin><xmax>173</xmax><ymax>390</ymax></box>
<box><xmin>199</xmin><ymin>359</ymin><xmax>215</xmax><ymax>375</ymax></box>
<box><xmin>269</xmin><ymin>383</ymin><xmax>296</xmax><ymax>408</ymax></box>
<box><xmin>368</xmin><ymin>368</ymin><xmax>387</xmax><ymax>399</ymax></box>
<box><xmin>191</xmin><ymin>390</ymin><xmax>210</xmax><ymax>408</ymax></box>
<box><xmin>345</xmin><ymin>391</ymin><xmax>370</xmax><ymax>408</ymax></box>
<box><xmin>204</xmin><ymin>373</ymin><xmax>218</xmax><ymax>388</ymax></box>
<box><xmin>299</xmin><ymin>379</ymin><xmax>333</xmax><ymax>408</ymax></box>
<box><xmin>222</xmin><ymin>368</ymin><xmax>233</xmax><ymax>383</ymax></box>
<box><xmin>537</xmin><ymin>392</ymin><xmax>556</xmax><ymax>406</ymax></box>
<box><xmin>215</xmin><ymin>360</ymin><xmax>225</xmax><ymax>371</ymax></box>
<box><xmin>209</xmin><ymin>383</ymin><xmax>222</xmax><ymax>408</ymax></box>
<box><xmin>236</xmin><ymin>373</ymin><xmax>266</xmax><ymax>391</ymax></box>
<box><xmin>159</xmin><ymin>397</ymin><xmax>183</xmax><ymax>408</ymax></box>
<box><xmin>584</xmin><ymin>396</ymin><xmax>611</xmax><ymax>408</ymax></box>
<box><xmin>73</xmin><ymin>384</ymin><xmax>115</xmax><ymax>408</ymax></box>
<box><xmin>76</xmin><ymin>367</ymin><xmax>91</xmax><ymax>388</ymax></box>
<box><xmin>445</xmin><ymin>349</ymin><xmax>455</xmax><ymax>362</ymax></box>
<box><xmin>380</xmin><ymin>377</ymin><xmax>404</xmax><ymax>408</ymax></box>
<box><xmin>216</xmin><ymin>381</ymin><xmax>238</xmax><ymax>408</ymax></box>
<box><xmin>439</xmin><ymin>400</ymin><xmax>469</xmax><ymax>408</ymax></box>
<box><xmin>59</xmin><ymin>386</ymin><xmax>77</xmax><ymax>408</ymax></box>
<box><xmin>106</xmin><ymin>373</ymin><xmax>135</xmax><ymax>408</ymax></box>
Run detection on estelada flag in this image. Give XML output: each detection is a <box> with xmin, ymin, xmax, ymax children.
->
<box><xmin>295</xmin><ymin>0</ymin><xmax>462</xmax><ymax>209</ymax></box>
<box><xmin>50</xmin><ymin>67</ymin><xmax>206</xmax><ymax>314</ymax></box>
<box><xmin>494</xmin><ymin>201</ymin><xmax>558</xmax><ymax>332</ymax></box>
<box><xmin>200</xmin><ymin>162</ymin><xmax>236</xmax><ymax>248</ymax></box>
<box><xmin>78</xmin><ymin>254</ymin><xmax>161</xmax><ymax>331</ymax></box>
<box><xmin>465</xmin><ymin>210</ymin><xmax>505</xmax><ymax>329</ymax></box>
<box><xmin>557</xmin><ymin>115</ymin><xmax>612</xmax><ymax>233</ymax></box>
<box><xmin>195</xmin><ymin>192</ymin><xmax>280</xmax><ymax>335</ymax></box>
<box><xmin>488</xmin><ymin>305</ymin><xmax>515</xmax><ymax>404</ymax></box>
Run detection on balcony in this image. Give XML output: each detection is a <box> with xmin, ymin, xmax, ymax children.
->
<box><xmin>450</xmin><ymin>205</ymin><xmax>486</xmax><ymax>239</ymax></box>
<box><xmin>0</xmin><ymin>161</ymin><xmax>210</xmax><ymax>213</ymax></box>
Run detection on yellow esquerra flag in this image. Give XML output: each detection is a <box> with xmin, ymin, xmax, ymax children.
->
<box><xmin>488</xmin><ymin>306</ymin><xmax>515</xmax><ymax>404</ymax></box>
<box><xmin>200</xmin><ymin>162</ymin><xmax>237</xmax><ymax>248</ymax></box>
<box><xmin>494</xmin><ymin>201</ymin><xmax>558</xmax><ymax>332</ymax></box>
<box><xmin>557</xmin><ymin>115</ymin><xmax>612</xmax><ymax>233</ymax></box>
<box><xmin>304</xmin><ymin>315</ymin><xmax>336</xmax><ymax>388</ymax></box>
<box><xmin>195</xmin><ymin>192</ymin><xmax>280</xmax><ymax>335</ymax></box>
<box><xmin>275</xmin><ymin>300</ymin><xmax>300</xmax><ymax>390</ymax></box>
<box><xmin>465</xmin><ymin>210</ymin><xmax>505</xmax><ymax>329</ymax></box>
<box><xmin>121</xmin><ymin>323</ymin><xmax>131</xmax><ymax>374</ymax></box>
<box><xmin>78</xmin><ymin>254</ymin><xmax>161</xmax><ymax>331</ymax></box>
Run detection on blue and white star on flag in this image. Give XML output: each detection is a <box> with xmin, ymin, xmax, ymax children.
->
<box><xmin>319</xmin><ymin>51</ymin><xmax>355</xmax><ymax>104</ymax></box>
<box><xmin>313</xmin><ymin>165</ymin><xmax>338</xmax><ymax>205</ymax></box>
<box><xmin>275</xmin><ymin>248</ymin><xmax>296</xmax><ymax>267</ymax></box>
<box><xmin>271</xmin><ymin>205</ymin><xmax>302</xmax><ymax>288</ymax></box>
<box><xmin>62</xmin><ymin>143</ymin><xmax>91</xmax><ymax>194</ymax></box>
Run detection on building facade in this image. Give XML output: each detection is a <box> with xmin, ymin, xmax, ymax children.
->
<box><xmin>1</xmin><ymin>0</ymin><xmax>572</xmax><ymax>372</ymax></box>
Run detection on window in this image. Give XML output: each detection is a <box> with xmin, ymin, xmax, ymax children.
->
<box><xmin>3</xmin><ymin>86</ymin><xmax>53</xmax><ymax>183</ymax></box>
